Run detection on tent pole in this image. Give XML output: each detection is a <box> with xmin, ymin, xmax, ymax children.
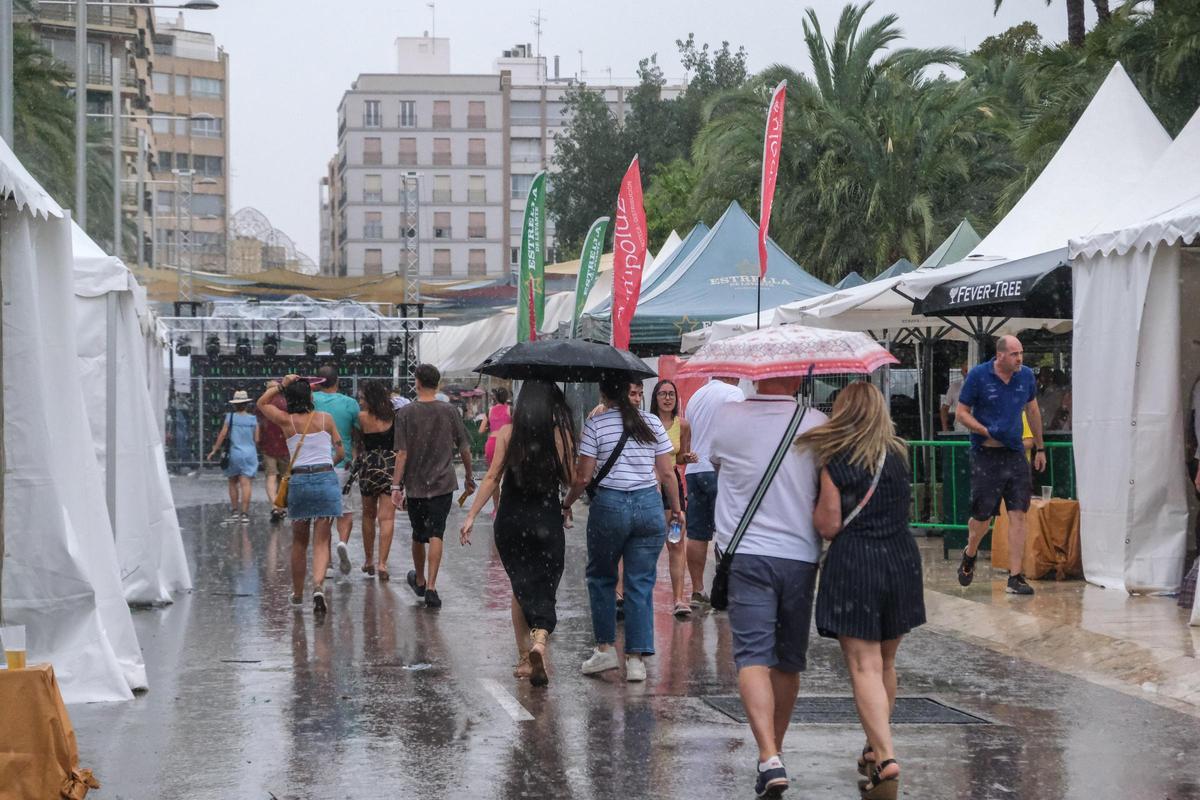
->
<box><xmin>106</xmin><ymin>292</ymin><xmax>118</xmax><ymax>538</ymax></box>
<box><xmin>756</xmin><ymin>276</ymin><xmax>761</xmax><ymax>330</ymax></box>
<box><xmin>0</xmin><ymin>204</ymin><xmax>6</xmax><ymax>623</ymax></box>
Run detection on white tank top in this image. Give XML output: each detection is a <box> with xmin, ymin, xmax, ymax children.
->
<box><xmin>287</xmin><ymin>414</ymin><xmax>334</xmax><ymax>468</ymax></box>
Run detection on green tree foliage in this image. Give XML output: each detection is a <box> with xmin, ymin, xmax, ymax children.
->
<box><xmin>11</xmin><ymin>23</ymin><xmax>123</xmax><ymax>252</ymax></box>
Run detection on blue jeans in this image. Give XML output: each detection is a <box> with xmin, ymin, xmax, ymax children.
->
<box><xmin>586</xmin><ymin>486</ymin><xmax>666</xmax><ymax>654</ymax></box>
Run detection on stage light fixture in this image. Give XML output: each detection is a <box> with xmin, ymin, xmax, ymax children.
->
<box><xmin>331</xmin><ymin>335</ymin><xmax>347</xmax><ymax>357</ymax></box>
<box><xmin>235</xmin><ymin>336</ymin><xmax>252</xmax><ymax>357</ymax></box>
<box><xmin>262</xmin><ymin>333</ymin><xmax>279</xmax><ymax>356</ymax></box>
<box><xmin>304</xmin><ymin>334</ymin><xmax>319</xmax><ymax>356</ymax></box>
<box><xmin>205</xmin><ymin>334</ymin><xmax>221</xmax><ymax>358</ymax></box>
<box><xmin>175</xmin><ymin>339</ymin><xmax>191</xmax><ymax>357</ymax></box>
<box><xmin>386</xmin><ymin>336</ymin><xmax>403</xmax><ymax>356</ymax></box>
<box><xmin>360</xmin><ymin>333</ymin><xmax>376</xmax><ymax>356</ymax></box>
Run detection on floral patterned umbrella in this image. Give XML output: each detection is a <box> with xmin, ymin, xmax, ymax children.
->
<box><xmin>676</xmin><ymin>324</ymin><xmax>897</xmax><ymax>381</ymax></box>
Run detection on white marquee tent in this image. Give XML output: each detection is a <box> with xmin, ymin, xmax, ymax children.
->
<box><xmin>72</xmin><ymin>224</ymin><xmax>191</xmax><ymax>605</ymax></box>
<box><xmin>1069</xmin><ymin>103</ymin><xmax>1200</xmax><ymax>601</ymax></box>
<box><xmin>1</xmin><ymin>139</ymin><xmax>145</xmax><ymax>701</ymax></box>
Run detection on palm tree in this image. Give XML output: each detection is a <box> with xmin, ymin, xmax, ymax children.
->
<box><xmin>689</xmin><ymin>2</ymin><xmax>995</xmax><ymax>282</ymax></box>
<box><xmin>992</xmin><ymin>0</ymin><xmax>1089</xmax><ymax>47</ymax></box>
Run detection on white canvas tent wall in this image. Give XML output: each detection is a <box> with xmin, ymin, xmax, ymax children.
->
<box><xmin>1</xmin><ymin>139</ymin><xmax>144</xmax><ymax>701</ymax></box>
<box><xmin>72</xmin><ymin>223</ymin><xmax>191</xmax><ymax>605</ymax></box>
<box><xmin>1069</xmin><ymin>103</ymin><xmax>1200</xmax><ymax>599</ymax></box>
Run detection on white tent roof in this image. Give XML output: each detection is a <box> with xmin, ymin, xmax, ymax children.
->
<box><xmin>1070</xmin><ymin>104</ymin><xmax>1200</xmax><ymax>259</ymax></box>
<box><xmin>0</xmin><ymin>137</ymin><xmax>63</xmax><ymax>219</ymax></box>
<box><xmin>72</xmin><ymin>221</ymin><xmax>134</xmax><ymax>297</ymax></box>
<box><xmin>970</xmin><ymin>63</ymin><xmax>1170</xmax><ymax>262</ymax></box>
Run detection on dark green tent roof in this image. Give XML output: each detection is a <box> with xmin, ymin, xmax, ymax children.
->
<box><xmin>586</xmin><ymin>222</ymin><xmax>710</xmax><ymax>317</ymax></box>
<box><xmin>872</xmin><ymin>258</ymin><xmax>917</xmax><ymax>282</ymax></box>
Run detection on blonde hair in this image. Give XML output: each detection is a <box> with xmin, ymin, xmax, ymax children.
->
<box><xmin>797</xmin><ymin>381</ymin><xmax>906</xmax><ymax>469</ymax></box>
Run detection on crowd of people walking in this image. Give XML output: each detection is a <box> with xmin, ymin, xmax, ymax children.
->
<box><xmin>208</xmin><ymin>339</ymin><xmax>1069</xmax><ymax>799</ymax></box>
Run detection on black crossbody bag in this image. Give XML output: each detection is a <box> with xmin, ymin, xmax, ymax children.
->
<box><xmin>710</xmin><ymin>404</ymin><xmax>809</xmax><ymax>611</ymax></box>
<box><xmin>586</xmin><ymin>430</ymin><xmax>631</xmax><ymax>500</ymax></box>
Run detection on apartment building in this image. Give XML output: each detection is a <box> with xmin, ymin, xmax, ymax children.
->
<box><xmin>22</xmin><ymin>0</ymin><xmax>156</xmax><ymax>252</ymax></box>
<box><xmin>148</xmin><ymin>14</ymin><xmax>230</xmax><ymax>272</ymax></box>
<box><xmin>320</xmin><ymin>37</ymin><xmax>683</xmax><ymax>280</ymax></box>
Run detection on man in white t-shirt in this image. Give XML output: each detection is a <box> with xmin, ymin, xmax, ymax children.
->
<box><xmin>709</xmin><ymin>376</ymin><xmax>826</xmax><ymax>797</ymax></box>
<box><xmin>683</xmin><ymin>376</ymin><xmax>745</xmax><ymax>607</ymax></box>
<box><xmin>939</xmin><ymin>366</ymin><xmax>968</xmax><ymax>433</ymax></box>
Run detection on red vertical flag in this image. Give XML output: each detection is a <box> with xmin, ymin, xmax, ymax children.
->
<box><xmin>527</xmin><ymin>281</ymin><xmax>538</xmax><ymax>341</ymax></box>
<box><xmin>758</xmin><ymin>80</ymin><xmax>787</xmax><ymax>279</ymax></box>
<box><xmin>610</xmin><ymin>156</ymin><xmax>648</xmax><ymax>352</ymax></box>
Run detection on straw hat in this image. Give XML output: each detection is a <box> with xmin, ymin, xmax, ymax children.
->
<box><xmin>230</xmin><ymin>390</ymin><xmax>252</xmax><ymax>404</ymax></box>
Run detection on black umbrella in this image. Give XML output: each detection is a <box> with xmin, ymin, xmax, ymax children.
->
<box><xmin>475</xmin><ymin>339</ymin><xmax>655</xmax><ymax>382</ymax></box>
<box><xmin>915</xmin><ymin>248</ymin><xmax>1072</xmax><ymax>320</ymax></box>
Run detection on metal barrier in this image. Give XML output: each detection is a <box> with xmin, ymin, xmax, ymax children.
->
<box><xmin>905</xmin><ymin>439</ymin><xmax>1076</xmax><ymax>558</ymax></box>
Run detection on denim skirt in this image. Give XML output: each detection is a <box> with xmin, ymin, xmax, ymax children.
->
<box><xmin>288</xmin><ymin>470</ymin><xmax>342</xmax><ymax>521</ymax></box>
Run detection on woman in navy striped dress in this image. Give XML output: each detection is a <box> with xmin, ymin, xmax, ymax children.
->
<box><xmin>799</xmin><ymin>381</ymin><xmax>924</xmax><ymax>800</ymax></box>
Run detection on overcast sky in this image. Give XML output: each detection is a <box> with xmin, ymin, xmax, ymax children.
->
<box><xmin>183</xmin><ymin>1</ymin><xmax>1095</xmax><ymax>261</ymax></box>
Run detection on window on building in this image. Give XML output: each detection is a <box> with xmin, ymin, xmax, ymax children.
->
<box><xmin>364</xmin><ymin>174</ymin><xmax>382</xmax><ymax>203</ymax></box>
<box><xmin>432</xmin><ymin>137</ymin><xmax>451</xmax><ymax>166</ymax></box>
<box><xmin>174</xmin><ymin>153</ymin><xmax>190</xmax><ymax>170</ymax></box>
<box><xmin>433</xmin><ymin>100</ymin><xmax>451</xmax><ymax>128</ymax></box>
<box><xmin>510</xmin><ymin>246</ymin><xmax>519</xmax><ymax>267</ymax></box>
<box><xmin>190</xmin><ymin>117</ymin><xmax>223</xmax><ymax>138</ymax></box>
<box><xmin>192</xmin><ymin>193</ymin><xmax>225</xmax><ymax>217</ymax></box>
<box><xmin>468</xmin><ymin>212</ymin><xmax>486</xmax><ymax>239</ymax></box>
<box><xmin>468</xmin><ymin>175</ymin><xmax>486</xmax><ymax>204</ymax></box>
<box><xmin>545</xmin><ymin>246</ymin><xmax>558</xmax><ymax>265</ymax></box>
<box><xmin>152</xmin><ymin>72</ymin><xmax>170</xmax><ymax>95</ymax></box>
<box><xmin>364</xmin><ymin>211</ymin><xmax>383</xmax><ymax>239</ymax></box>
<box><xmin>399</xmin><ymin>100</ymin><xmax>416</xmax><ymax>128</ymax></box>
<box><xmin>510</xmin><ymin>173</ymin><xmax>533</xmax><ymax>199</ymax></box>
<box><xmin>364</xmin><ymin>248</ymin><xmax>383</xmax><ymax>276</ymax></box>
<box><xmin>467</xmin><ymin>138</ymin><xmax>486</xmax><ymax>166</ymax></box>
<box><xmin>468</xmin><ymin>248</ymin><xmax>487</xmax><ymax>276</ymax></box>
<box><xmin>193</xmin><ymin>155</ymin><xmax>223</xmax><ymax>177</ymax></box>
<box><xmin>155</xmin><ymin>190</ymin><xmax>175</xmax><ymax>212</ymax></box>
<box><xmin>173</xmin><ymin>74</ymin><xmax>189</xmax><ymax>95</ymax></box>
<box><xmin>433</xmin><ymin>211</ymin><xmax>451</xmax><ymax>239</ymax></box>
<box><xmin>155</xmin><ymin>152</ymin><xmax>172</xmax><ymax>171</ymax></box>
<box><xmin>364</xmin><ymin>99</ymin><xmax>381</xmax><ymax>128</ymax></box>
<box><xmin>398</xmin><ymin>137</ymin><xmax>417</xmax><ymax>165</ymax></box>
<box><xmin>467</xmin><ymin>100</ymin><xmax>486</xmax><ymax>129</ymax></box>
<box><xmin>433</xmin><ymin>248</ymin><xmax>452</xmax><ymax>277</ymax></box>
<box><xmin>190</xmin><ymin>77</ymin><xmax>222</xmax><ymax>98</ymax></box>
<box><xmin>363</xmin><ymin>137</ymin><xmax>382</xmax><ymax>166</ymax></box>
<box><xmin>432</xmin><ymin>175</ymin><xmax>451</xmax><ymax>203</ymax></box>
<box><xmin>511</xmin><ymin>138</ymin><xmax>540</xmax><ymax>163</ymax></box>
<box><xmin>510</xmin><ymin>101</ymin><xmax>541</xmax><ymax>126</ymax></box>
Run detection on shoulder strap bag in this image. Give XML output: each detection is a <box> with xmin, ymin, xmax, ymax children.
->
<box><xmin>709</xmin><ymin>403</ymin><xmax>809</xmax><ymax>611</ymax></box>
<box><xmin>586</xmin><ymin>429</ymin><xmax>631</xmax><ymax>501</ymax></box>
<box><xmin>274</xmin><ymin>414</ymin><xmax>314</xmax><ymax>510</ymax></box>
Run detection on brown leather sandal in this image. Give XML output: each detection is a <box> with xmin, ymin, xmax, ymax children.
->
<box><xmin>513</xmin><ymin>653</ymin><xmax>532</xmax><ymax>679</ymax></box>
<box><xmin>528</xmin><ymin>629</ymin><xmax>550</xmax><ymax>687</ymax></box>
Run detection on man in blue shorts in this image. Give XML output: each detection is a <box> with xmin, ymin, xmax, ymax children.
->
<box><xmin>955</xmin><ymin>335</ymin><xmax>1046</xmax><ymax>595</ymax></box>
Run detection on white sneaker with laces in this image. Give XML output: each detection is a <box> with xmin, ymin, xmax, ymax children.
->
<box><xmin>625</xmin><ymin>656</ymin><xmax>647</xmax><ymax>682</ymax></box>
<box><xmin>336</xmin><ymin>541</ymin><xmax>352</xmax><ymax>575</ymax></box>
<box><xmin>581</xmin><ymin>648</ymin><xmax>620</xmax><ymax>675</ymax></box>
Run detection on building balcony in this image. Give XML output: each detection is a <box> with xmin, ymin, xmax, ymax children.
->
<box><xmin>33</xmin><ymin>4</ymin><xmax>138</xmax><ymax>32</ymax></box>
<box><xmin>363</xmin><ymin>153</ymin><xmax>383</xmax><ymax>166</ymax></box>
<box><xmin>433</xmin><ymin>228</ymin><xmax>451</xmax><ymax>239</ymax></box>
<box><xmin>363</xmin><ymin>225</ymin><xmax>383</xmax><ymax>239</ymax></box>
<box><xmin>432</xmin><ymin>115</ymin><xmax>452</xmax><ymax>128</ymax></box>
<box><xmin>468</xmin><ymin>227</ymin><xmax>487</xmax><ymax>239</ymax></box>
<box><xmin>467</xmin><ymin>153</ymin><xmax>487</xmax><ymax>166</ymax></box>
<box><xmin>432</xmin><ymin>153</ymin><xmax>452</xmax><ymax>166</ymax></box>
<box><xmin>363</xmin><ymin>192</ymin><xmax>383</xmax><ymax>203</ymax></box>
<box><xmin>432</xmin><ymin>191</ymin><xmax>452</xmax><ymax>203</ymax></box>
<box><xmin>467</xmin><ymin>115</ymin><xmax>487</xmax><ymax>129</ymax></box>
<box><xmin>467</xmin><ymin>190</ymin><xmax>487</xmax><ymax>203</ymax></box>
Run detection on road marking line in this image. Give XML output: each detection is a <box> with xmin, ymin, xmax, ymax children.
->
<box><xmin>481</xmin><ymin>678</ymin><xmax>534</xmax><ymax>722</ymax></box>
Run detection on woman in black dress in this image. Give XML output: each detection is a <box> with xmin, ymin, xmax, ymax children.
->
<box><xmin>460</xmin><ymin>380</ymin><xmax>576</xmax><ymax>687</ymax></box>
<box><xmin>798</xmin><ymin>381</ymin><xmax>924</xmax><ymax>800</ymax></box>
<box><xmin>356</xmin><ymin>380</ymin><xmax>397</xmax><ymax>580</ymax></box>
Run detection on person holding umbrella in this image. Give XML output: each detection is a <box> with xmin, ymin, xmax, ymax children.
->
<box><xmin>460</xmin><ymin>381</ymin><xmax>576</xmax><ymax>687</ymax></box>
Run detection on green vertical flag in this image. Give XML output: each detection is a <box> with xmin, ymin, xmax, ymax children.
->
<box><xmin>517</xmin><ymin>171</ymin><xmax>547</xmax><ymax>342</ymax></box>
<box><xmin>572</xmin><ymin>216</ymin><xmax>609</xmax><ymax>338</ymax></box>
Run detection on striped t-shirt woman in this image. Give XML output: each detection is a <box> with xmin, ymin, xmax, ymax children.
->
<box><xmin>579</xmin><ymin>409</ymin><xmax>672</xmax><ymax>489</ymax></box>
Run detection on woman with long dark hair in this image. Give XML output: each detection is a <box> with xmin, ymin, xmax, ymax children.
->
<box><xmin>563</xmin><ymin>376</ymin><xmax>682</xmax><ymax>682</ymax></box>
<box><xmin>650</xmin><ymin>379</ymin><xmax>698</xmax><ymax>617</ymax></box>
<box><xmin>461</xmin><ymin>381</ymin><xmax>576</xmax><ymax>687</ymax></box>
<box><xmin>257</xmin><ymin>375</ymin><xmax>345</xmax><ymax>615</ymax></box>
<box><xmin>356</xmin><ymin>380</ymin><xmax>398</xmax><ymax>580</ymax></box>
<box><xmin>798</xmin><ymin>381</ymin><xmax>924</xmax><ymax>800</ymax></box>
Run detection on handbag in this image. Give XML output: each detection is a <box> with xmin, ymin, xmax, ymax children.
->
<box><xmin>586</xmin><ymin>429</ymin><xmax>631</xmax><ymax>501</ymax></box>
<box><xmin>710</xmin><ymin>404</ymin><xmax>809</xmax><ymax>611</ymax></box>
<box><xmin>218</xmin><ymin>413</ymin><xmax>232</xmax><ymax>470</ymax></box>
<box><xmin>274</xmin><ymin>414</ymin><xmax>313</xmax><ymax>509</ymax></box>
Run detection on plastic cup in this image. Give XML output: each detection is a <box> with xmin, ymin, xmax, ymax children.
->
<box><xmin>1</xmin><ymin>625</ymin><xmax>27</xmax><ymax>670</ymax></box>
<box><xmin>1041</xmin><ymin>486</ymin><xmax>1053</xmax><ymax>502</ymax></box>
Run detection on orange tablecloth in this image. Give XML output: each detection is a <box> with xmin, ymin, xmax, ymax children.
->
<box><xmin>0</xmin><ymin>663</ymin><xmax>98</xmax><ymax>800</ymax></box>
<box><xmin>990</xmin><ymin>497</ymin><xmax>1083</xmax><ymax>580</ymax></box>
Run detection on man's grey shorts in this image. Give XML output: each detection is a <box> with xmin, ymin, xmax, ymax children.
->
<box><xmin>727</xmin><ymin>553</ymin><xmax>819</xmax><ymax>673</ymax></box>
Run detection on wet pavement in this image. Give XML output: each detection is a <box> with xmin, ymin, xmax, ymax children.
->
<box><xmin>71</xmin><ymin>473</ymin><xmax>1200</xmax><ymax>799</ymax></box>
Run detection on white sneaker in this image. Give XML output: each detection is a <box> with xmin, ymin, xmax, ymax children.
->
<box><xmin>625</xmin><ymin>656</ymin><xmax>646</xmax><ymax>682</ymax></box>
<box><xmin>336</xmin><ymin>541</ymin><xmax>352</xmax><ymax>575</ymax></box>
<box><xmin>581</xmin><ymin>648</ymin><xmax>620</xmax><ymax>675</ymax></box>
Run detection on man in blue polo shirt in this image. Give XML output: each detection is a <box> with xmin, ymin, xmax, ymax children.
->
<box><xmin>954</xmin><ymin>335</ymin><xmax>1046</xmax><ymax>595</ymax></box>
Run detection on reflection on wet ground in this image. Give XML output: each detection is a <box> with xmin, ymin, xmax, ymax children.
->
<box><xmin>71</xmin><ymin>476</ymin><xmax>1200</xmax><ymax>799</ymax></box>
